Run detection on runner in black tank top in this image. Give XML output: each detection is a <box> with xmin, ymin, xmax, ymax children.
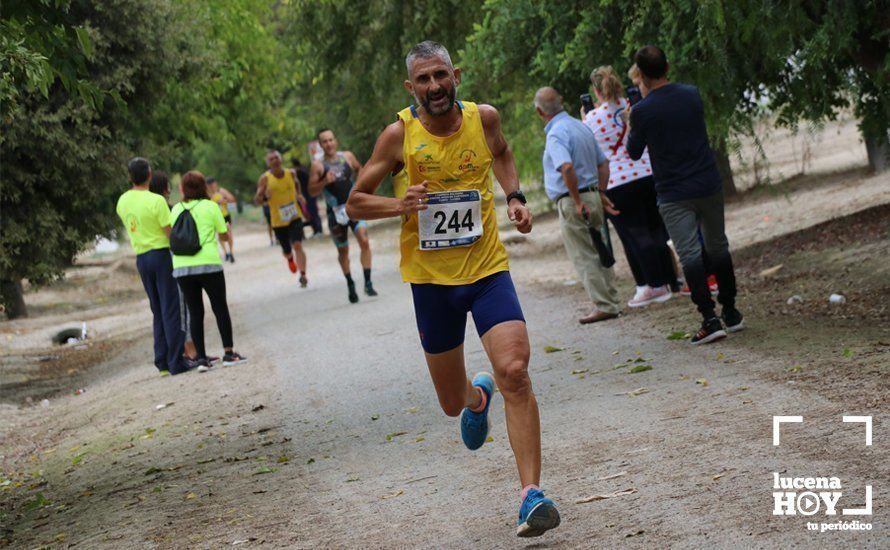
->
<box><xmin>309</xmin><ymin>128</ymin><xmax>378</xmax><ymax>302</ymax></box>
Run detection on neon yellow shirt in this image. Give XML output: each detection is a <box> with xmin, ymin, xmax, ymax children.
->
<box><xmin>116</xmin><ymin>189</ymin><xmax>171</xmax><ymax>255</ymax></box>
<box><xmin>266</xmin><ymin>169</ymin><xmax>302</xmax><ymax>228</ymax></box>
<box><xmin>169</xmin><ymin>199</ymin><xmax>227</xmax><ymax>269</ymax></box>
<box><xmin>396</xmin><ymin>101</ymin><xmax>509</xmax><ymax>285</ymax></box>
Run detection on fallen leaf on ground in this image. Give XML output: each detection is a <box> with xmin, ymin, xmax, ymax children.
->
<box><xmin>625</xmin><ymin>530</ymin><xmax>645</xmax><ymax>538</ymax></box>
<box><xmin>306</xmin><ymin>458</ymin><xmax>315</xmax><ymax>465</ymax></box>
<box><xmin>415</xmin><ymin>437</ymin><xmax>425</xmax><ymax>443</ymax></box>
<box><xmin>155</xmin><ymin>402</ymin><xmax>174</xmax><ymax>410</ymax></box>
<box><xmin>570</xmin><ymin>368</ymin><xmax>589</xmax><ymax>375</ymax></box>
<box><xmin>370</xmin><ymin>414</ymin><xmax>380</xmax><ymax>421</ymax></box>
<box><xmin>628</xmin><ymin>387</ymin><xmax>650</xmax><ymax>397</ymax></box>
<box><xmin>575</xmin><ymin>488</ymin><xmax>637</xmax><ymax>503</ymax></box>
<box><xmin>276</xmin><ymin>456</ymin><xmax>289</xmax><ymax>463</ymax></box>
<box><xmin>543</xmin><ymin>345</ymin><xmax>563</xmax><ymax>353</ymax></box>
<box><xmin>695</xmin><ymin>378</ymin><xmax>708</xmax><ymax>386</ymax></box>
<box><xmin>596</xmin><ymin>471</ymin><xmax>628</xmax><ymax>481</ymax></box>
<box><xmin>253</xmin><ymin>466</ymin><xmax>276</xmax><ymax>475</ymax></box>
<box><xmin>759</xmin><ymin>264</ymin><xmax>783</xmax><ymax>277</ymax></box>
<box><xmin>252</xmin><ymin>405</ymin><xmax>265</xmax><ymax>412</ymax></box>
<box><xmin>197</xmin><ymin>458</ymin><xmax>215</xmax><ymax>465</ymax></box>
<box><xmin>185</xmin><ymin>492</ymin><xmax>197</xmax><ymax>500</ymax></box>
<box><xmin>667</xmin><ymin>331</ymin><xmax>691</xmax><ymax>340</ymax></box>
<box><xmin>380</xmin><ymin>489</ymin><xmax>403</xmax><ymax>500</ymax></box>
<box><xmin>628</xmin><ymin>365</ymin><xmax>652</xmax><ymax>374</ymax></box>
<box><xmin>485</xmin><ymin>436</ymin><xmax>494</xmax><ymax>443</ymax></box>
<box><xmin>386</xmin><ymin>431</ymin><xmax>408</xmax><ymax>441</ymax></box>
<box><xmin>713</xmin><ymin>473</ymin><xmax>725</xmax><ymax>480</ymax></box>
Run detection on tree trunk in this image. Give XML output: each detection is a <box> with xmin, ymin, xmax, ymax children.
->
<box><xmin>1</xmin><ymin>278</ymin><xmax>28</xmax><ymax>319</ymax></box>
<box><xmin>714</xmin><ymin>138</ymin><xmax>737</xmax><ymax>197</ymax></box>
<box><xmin>864</xmin><ymin>130</ymin><xmax>889</xmax><ymax>173</ymax></box>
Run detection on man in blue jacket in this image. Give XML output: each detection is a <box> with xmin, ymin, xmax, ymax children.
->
<box><xmin>626</xmin><ymin>45</ymin><xmax>743</xmax><ymax>344</ymax></box>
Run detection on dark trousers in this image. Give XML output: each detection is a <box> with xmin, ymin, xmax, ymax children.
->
<box><xmin>177</xmin><ymin>271</ymin><xmax>234</xmax><ymax>359</ymax></box>
<box><xmin>299</xmin><ymin>179</ymin><xmax>323</xmax><ymax>235</ymax></box>
<box><xmin>605</xmin><ymin>177</ymin><xmax>675</xmax><ymax>288</ymax></box>
<box><xmin>135</xmin><ymin>248</ymin><xmax>186</xmax><ymax>373</ymax></box>
<box><xmin>658</xmin><ymin>192</ymin><xmax>738</xmax><ymax>320</ymax></box>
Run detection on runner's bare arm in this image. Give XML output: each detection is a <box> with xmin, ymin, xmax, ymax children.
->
<box><xmin>347</xmin><ymin>121</ymin><xmax>427</xmax><ymax>220</ymax></box>
<box><xmin>220</xmin><ymin>187</ymin><xmax>237</xmax><ymax>203</ymax></box>
<box><xmin>308</xmin><ymin>160</ymin><xmax>326</xmax><ymax>196</ymax></box>
<box><xmin>254</xmin><ymin>174</ymin><xmax>268</xmax><ymax>205</ymax></box>
<box><xmin>290</xmin><ymin>169</ymin><xmax>306</xmax><ymax>206</ymax></box>
<box><xmin>479</xmin><ymin>104</ymin><xmax>532</xmax><ymax>233</ymax></box>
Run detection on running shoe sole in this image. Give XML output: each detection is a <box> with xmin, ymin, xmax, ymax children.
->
<box><xmin>197</xmin><ymin>365</ymin><xmax>210</xmax><ymax>373</ymax></box>
<box><xmin>725</xmin><ymin>320</ymin><xmax>745</xmax><ymax>333</ymax></box>
<box><xmin>691</xmin><ymin>329</ymin><xmax>727</xmax><ymax>345</ymax></box>
<box><xmin>627</xmin><ymin>291</ymin><xmax>672</xmax><ymax>308</ymax></box>
<box><xmin>517</xmin><ymin>500</ymin><xmax>561</xmax><ymax>537</ymax></box>
<box><xmin>299</xmin><ymin>275</ymin><xmax>308</xmax><ymax>288</ymax></box>
<box><xmin>222</xmin><ymin>358</ymin><xmax>248</xmax><ymax>367</ymax></box>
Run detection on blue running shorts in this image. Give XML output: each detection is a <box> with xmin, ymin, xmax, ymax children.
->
<box><xmin>410</xmin><ymin>271</ymin><xmax>525</xmax><ymax>354</ymax></box>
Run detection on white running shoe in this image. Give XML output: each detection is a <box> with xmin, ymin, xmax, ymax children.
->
<box><xmin>628</xmin><ymin>285</ymin><xmax>672</xmax><ymax>308</ymax></box>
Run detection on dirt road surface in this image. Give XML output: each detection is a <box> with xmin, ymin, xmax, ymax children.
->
<box><xmin>1</xmin><ymin>170</ymin><xmax>887</xmax><ymax>549</ymax></box>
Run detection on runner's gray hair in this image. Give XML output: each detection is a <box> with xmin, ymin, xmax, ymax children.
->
<box><xmin>533</xmin><ymin>87</ymin><xmax>564</xmax><ymax>116</ymax></box>
<box><xmin>405</xmin><ymin>41</ymin><xmax>453</xmax><ymax>75</ymax></box>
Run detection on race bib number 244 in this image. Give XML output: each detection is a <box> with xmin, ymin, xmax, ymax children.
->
<box><xmin>418</xmin><ymin>190</ymin><xmax>483</xmax><ymax>250</ymax></box>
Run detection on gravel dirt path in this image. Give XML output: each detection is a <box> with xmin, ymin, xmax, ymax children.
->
<box><xmin>1</xmin><ymin>171</ymin><xmax>887</xmax><ymax>549</ymax></box>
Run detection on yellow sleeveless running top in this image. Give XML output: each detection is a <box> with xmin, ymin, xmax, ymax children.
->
<box><xmin>396</xmin><ymin>101</ymin><xmax>509</xmax><ymax>285</ymax></box>
<box><xmin>211</xmin><ymin>192</ymin><xmax>229</xmax><ymax>217</ymax></box>
<box><xmin>265</xmin><ymin>169</ymin><xmax>302</xmax><ymax>228</ymax></box>
<box><xmin>392</xmin><ymin>166</ymin><xmax>408</xmax><ymax>199</ymax></box>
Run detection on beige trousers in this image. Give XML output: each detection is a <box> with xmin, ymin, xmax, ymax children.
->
<box><xmin>556</xmin><ymin>191</ymin><xmax>621</xmax><ymax>314</ymax></box>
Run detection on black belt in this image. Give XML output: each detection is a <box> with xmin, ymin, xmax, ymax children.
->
<box><xmin>555</xmin><ymin>186</ymin><xmax>593</xmax><ymax>203</ymax></box>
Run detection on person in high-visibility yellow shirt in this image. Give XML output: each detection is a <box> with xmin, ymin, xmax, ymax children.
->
<box><xmin>347</xmin><ymin>41</ymin><xmax>559</xmax><ymax>538</ymax></box>
<box><xmin>254</xmin><ymin>150</ymin><xmax>309</xmax><ymax>287</ymax></box>
<box><xmin>207</xmin><ymin>177</ymin><xmax>237</xmax><ymax>263</ymax></box>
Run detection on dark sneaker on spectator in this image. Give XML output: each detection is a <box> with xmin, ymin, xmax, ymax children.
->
<box><xmin>691</xmin><ymin>317</ymin><xmax>727</xmax><ymax>345</ymax></box>
<box><xmin>722</xmin><ymin>308</ymin><xmax>745</xmax><ymax>333</ymax></box>
<box><xmin>222</xmin><ymin>351</ymin><xmax>248</xmax><ymax>366</ymax></box>
<box><xmin>195</xmin><ymin>358</ymin><xmax>212</xmax><ymax>373</ymax></box>
<box><xmin>206</xmin><ymin>355</ymin><xmax>220</xmax><ymax>365</ymax></box>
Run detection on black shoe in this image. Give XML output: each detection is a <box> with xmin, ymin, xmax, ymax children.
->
<box><xmin>229</xmin><ymin>254</ymin><xmax>235</xmax><ymax>263</ymax></box>
<box><xmin>364</xmin><ymin>282</ymin><xmax>378</xmax><ymax>296</ymax></box>
<box><xmin>222</xmin><ymin>351</ymin><xmax>247</xmax><ymax>366</ymax></box>
<box><xmin>722</xmin><ymin>308</ymin><xmax>744</xmax><ymax>333</ymax></box>
<box><xmin>691</xmin><ymin>317</ymin><xmax>727</xmax><ymax>345</ymax></box>
<box><xmin>299</xmin><ymin>273</ymin><xmax>308</xmax><ymax>288</ymax></box>
<box><xmin>347</xmin><ymin>281</ymin><xmax>359</xmax><ymax>303</ymax></box>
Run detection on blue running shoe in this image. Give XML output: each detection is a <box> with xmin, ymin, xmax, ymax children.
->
<box><xmin>517</xmin><ymin>488</ymin><xmax>560</xmax><ymax>537</ymax></box>
<box><xmin>460</xmin><ymin>372</ymin><xmax>495</xmax><ymax>450</ymax></box>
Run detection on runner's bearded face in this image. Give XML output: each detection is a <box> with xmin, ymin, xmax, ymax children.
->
<box><xmin>408</xmin><ymin>57</ymin><xmax>458</xmax><ymax>117</ymax></box>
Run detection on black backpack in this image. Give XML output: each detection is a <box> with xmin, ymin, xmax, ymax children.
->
<box><xmin>170</xmin><ymin>201</ymin><xmax>203</xmax><ymax>255</ymax></box>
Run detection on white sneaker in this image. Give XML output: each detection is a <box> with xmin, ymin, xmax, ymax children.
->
<box><xmin>628</xmin><ymin>285</ymin><xmax>672</xmax><ymax>308</ymax></box>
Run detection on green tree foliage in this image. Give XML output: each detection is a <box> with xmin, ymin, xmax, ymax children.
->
<box><xmin>0</xmin><ymin>0</ymin><xmax>283</xmax><ymax>317</ymax></box>
<box><xmin>283</xmin><ymin>0</ymin><xmax>480</xmax><ymax>165</ymax></box>
<box><xmin>763</xmin><ymin>1</ymin><xmax>890</xmax><ymax>171</ymax></box>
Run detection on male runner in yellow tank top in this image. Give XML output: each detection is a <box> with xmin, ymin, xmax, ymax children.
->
<box><xmin>254</xmin><ymin>150</ymin><xmax>309</xmax><ymax>286</ymax></box>
<box><xmin>207</xmin><ymin>177</ymin><xmax>236</xmax><ymax>263</ymax></box>
<box><xmin>347</xmin><ymin>41</ymin><xmax>560</xmax><ymax>538</ymax></box>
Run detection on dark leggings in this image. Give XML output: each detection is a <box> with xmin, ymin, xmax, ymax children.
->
<box><xmin>605</xmin><ymin>177</ymin><xmax>675</xmax><ymax>288</ymax></box>
<box><xmin>177</xmin><ymin>271</ymin><xmax>233</xmax><ymax>359</ymax></box>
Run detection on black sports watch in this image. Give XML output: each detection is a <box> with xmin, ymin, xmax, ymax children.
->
<box><xmin>506</xmin><ymin>189</ymin><xmax>527</xmax><ymax>205</ymax></box>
